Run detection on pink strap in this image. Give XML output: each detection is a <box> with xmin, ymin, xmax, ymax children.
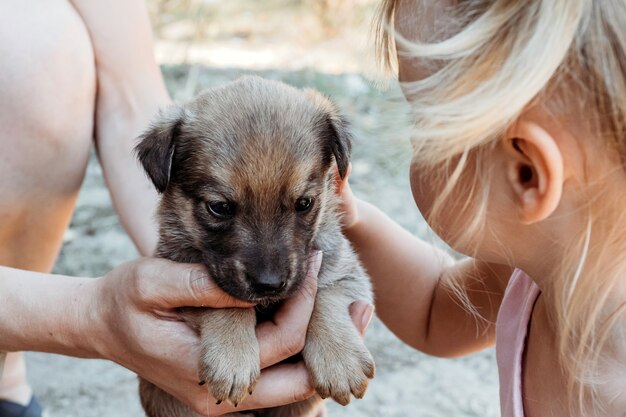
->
<box><xmin>496</xmin><ymin>269</ymin><xmax>540</xmax><ymax>417</ymax></box>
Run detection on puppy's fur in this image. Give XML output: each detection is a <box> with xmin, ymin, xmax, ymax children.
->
<box><xmin>135</xmin><ymin>76</ymin><xmax>374</xmax><ymax>417</ymax></box>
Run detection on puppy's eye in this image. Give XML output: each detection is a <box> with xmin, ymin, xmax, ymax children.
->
<box><xmin>295</xmin><ymin>197</ymin><xmax>314</xmax><ymax>213</ymax></box>
<box><xmin>207</xmin><ymin>201</ymin><xmax>236</xmax><ymax>219</ymax></box>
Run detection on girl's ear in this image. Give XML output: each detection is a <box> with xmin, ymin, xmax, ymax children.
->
<box><xmin>502</xmin><ymin>121</ymin><xmax>564</xmax><ymax>224</ymax></box>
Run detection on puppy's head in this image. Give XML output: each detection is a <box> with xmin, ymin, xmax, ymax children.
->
<box><xmin>136</xmin><ymin>76</ymin><xmax>351</xmax><ymax>302</ymax></box>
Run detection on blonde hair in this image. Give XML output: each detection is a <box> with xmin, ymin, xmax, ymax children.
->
<box><xmin>376</xmin><ymin>0</ymin><xmax>626</xmax><ymax>414</ymax></box>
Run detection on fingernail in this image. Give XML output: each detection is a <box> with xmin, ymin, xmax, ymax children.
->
<box><xmin>361</xmin><ymin>304</ymin><xmax>374</xmax><ymax>332</ymax></box>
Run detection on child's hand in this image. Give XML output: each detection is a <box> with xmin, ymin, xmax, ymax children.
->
<box><xmin>335</xmin><ymin>163</ymin><xmax>360</xmax><ymax>230</ymax></box>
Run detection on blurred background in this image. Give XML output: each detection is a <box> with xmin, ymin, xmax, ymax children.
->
<box><xmin>26</xmin><ymin>1</ymin><xmax>500</xmax><ymax>416</ymax></box>
<box><xmin>149</xmin><ymin>0</ymin><xmax>377</xmax><ymax>74</ymax></box>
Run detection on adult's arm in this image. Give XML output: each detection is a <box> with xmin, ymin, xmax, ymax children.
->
<box><xmin>69</xmin><ymin>0</ymin><xmax>171</xmax><ymax>255</ymax></box>
<box><xmin>0</xmin><ymin>255</ymin><xmax>335</xmax><ymax>416</ymax></box>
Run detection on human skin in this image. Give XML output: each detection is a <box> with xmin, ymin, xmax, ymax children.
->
<box><xmin>0</xmin><ymin>255</ymin><xmax>334</xmax><ymax>416</ymax></box>
<box><xmin>0</xmin><ymin>1</ymin><xmax>372</xmax><ymax>415</ymax></box>
<box><xmin>340</xmin><ymin>107</ymin><xmax>626</xmax><ymax>417</ymax></box>
<box><xmin>339</xmin><ymin>0</ymin><xmax>626</xmax><ymax>415</ymax></box>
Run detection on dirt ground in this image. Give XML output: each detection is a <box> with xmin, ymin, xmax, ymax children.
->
<box><xmin>25</xmin><ymin>2</ymin><xmax>500</xmax><ymax>416</ymax></box>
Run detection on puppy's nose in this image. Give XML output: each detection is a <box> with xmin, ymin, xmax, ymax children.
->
<box><xmin>248</xmin><ymin>271</ymin><xmax>287</xmax><ymax>294</ymax></box>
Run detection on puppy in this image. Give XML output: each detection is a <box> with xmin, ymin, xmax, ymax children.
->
<box><xmin>135</xmin><ymin>76</ymin><xmax>374</xmax><ymax>417</ymax></box>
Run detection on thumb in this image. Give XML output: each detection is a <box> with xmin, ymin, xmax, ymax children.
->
<box><xmin>132</xmin><ymin>258</ymin><xmax>253</xmax><ymax>309</ymax></box>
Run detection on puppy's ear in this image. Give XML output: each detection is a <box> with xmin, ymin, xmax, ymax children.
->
<box><xmin>135</xmin><ymin>106</ymin><xmax>186</xmax><ymax>193</ymax></box>
<box><xmin>323</xmin><ymin>112</ymin><xmax>352</xmax><ymax>179</ymax></box>
<box><xmin>305</xmin><ymin>90</ymin><xmax>353</xmax><ymax>179</ymax></box>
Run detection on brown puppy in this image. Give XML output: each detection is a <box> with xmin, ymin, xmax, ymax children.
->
<box><xmin>135</xmin><ymin>76</ymin><xmax>374</xmax><ymax>417</ymax></box>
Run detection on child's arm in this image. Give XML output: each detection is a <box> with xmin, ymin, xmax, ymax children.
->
<box><xmin>344</xmin><ymin>198</ymin><xmax>512</xmax><ymax>357</ymax></box>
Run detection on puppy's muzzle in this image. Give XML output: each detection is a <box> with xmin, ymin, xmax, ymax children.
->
<box><xmin>246</xmin><ymin>270</ymin><xmax>288</xmax><ymax>296</ymax></box>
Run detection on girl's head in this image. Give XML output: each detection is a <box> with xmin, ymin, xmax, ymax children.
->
<box><xmin>377</xmin><ymin>0</ymin><xmax>626</xmax><ymax>413</ymax></box>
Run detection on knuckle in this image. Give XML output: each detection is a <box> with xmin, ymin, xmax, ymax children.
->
<box><xmin>128</xmin><ymin>261</ymin><xmax>148</xmax><ymax>299</ymax></box>
<box><xmin>130</xmin><ymin>259</ymin><xmax>160</xmax><ymax>302</ymax></box>
<box><xmin>281</xmin><ymin>333</ymin><xmax>306</xmax><ymax>357</ymax></box>
<box><xmin>291</xmin><ymin>385</ymin><xmax>315</xmax><ymax>403</ymax></box>
<box><xmin>190</xmin><ymin>398</ymin><xmax>213</xmax><ymax>416</ymax></box>
<box><xmin>185</xmin><ymin>267</ymin><xmax>212</xmax><ymax>303</ymax></box>
<box><xmin>132</xmin><ymin>258</ymin><xmax>154</xmax><ymax>279</ymax></box>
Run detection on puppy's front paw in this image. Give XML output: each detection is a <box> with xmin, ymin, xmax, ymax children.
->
<box><xmin>304</xmin><ymin>338</ymin><xmax>375</xmax><ymax>406</ymax></box>
<box><xmin>194</xmin><ymin>308</ymin><xmax>260</xmax><ymax>407</ymax></box>
<box><xmin>199</xmin><ymin>342</ymin><xmax>260</xmax><ymax>407</ymax></box>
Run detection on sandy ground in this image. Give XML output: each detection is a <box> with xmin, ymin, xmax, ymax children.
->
<box><xmin>24</xmin><ymin>66</ymin><xmax>500</xmax><ymax>417</ymax></box>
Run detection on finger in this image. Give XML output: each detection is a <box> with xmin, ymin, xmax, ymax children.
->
<box><xmin>316</xmin><ymin>404</ymin><xmax>329</xmax><ymax>417</ymax></box>
<box><xmin>349</xmin><ymin>301</ymin><xmax>375</xmax><ymax>337</ymax></box>
<box><xmin>339</xmin><ymin>162</ymin><xmax>352</xmax><ymax>193</ymax></box>
<box><xmin>133</xmin><ymin>258</ymin><xmax>254</xmax><ymax>309</ymax></box>
<box><xmin>334</xmin><ymin>162</ymin><xmax>352</xmax><ymax>193</ymax></box>
<box><xmin>256</xmin><ymin>251</ymin><xmax>322</xmax><ymax>368</ymax></box>
<box><xmin>210</xmin><ymin>362</ymin><xmax>315</xmax><ymax>415</ymax></box>
<box><xmin>340</xmin><ymin>179</ymin><xmax>356</xmax><ymax>210</ymax></box>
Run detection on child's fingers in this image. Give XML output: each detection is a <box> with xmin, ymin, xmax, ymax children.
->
<box><xmin>333</xmin><ymin>162</ymin><xmax>352</xmax><ymax>194</ymax></box>
<box><xmin>332</xmin><ymin>162</ymin><xmax>361</xmax><ymax>230</ymax></box>
<box><xmin>256</xmin><ymin>252</ymin><xmax>322</xmax><ymax>368</ymax></box>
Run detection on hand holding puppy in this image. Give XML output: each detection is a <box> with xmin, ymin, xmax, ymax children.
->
<box><xmin>90</xmin><ymin>256</ymin><xmax>373</xmax><ymax>416</ymax></box>
<box><xmin>0</xmin><ymin>253</ymin><xmax>372</xmax><ymax>417</ymax></box>
<box><xmin>92</xmin><ymin>256</ymin><xmax>313</xmax><ymax>416</ymax></box>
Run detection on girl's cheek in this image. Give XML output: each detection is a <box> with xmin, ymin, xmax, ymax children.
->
<box><xmin>410</xmin><ymin>157</ymin><xmax>477</xmax><ymax>256</ymax></box>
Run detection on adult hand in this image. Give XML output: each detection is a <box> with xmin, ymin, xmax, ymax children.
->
<box><xmin>86</xmin><ymin>255</ymin><xmax>373</xmax><ymax>416</ymax></box>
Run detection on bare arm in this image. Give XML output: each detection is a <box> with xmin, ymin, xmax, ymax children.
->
<box><xmin>0</xmin><ymin>258</ymin><xmax>331</xmax><ymax>415</ymax></box>
<box><xmin>0</xmin><ymin>267</ymin><xmax>96</xmax><ymax>357</ymax></box>
<box><xmin>344</xmin><ymin>199</ymin><xmax>512</xmax><ymax>357</ymax></box>
<box><xmin>69</xmin><ymin>0</ymin><xmax>171</xmax><ymax>255</ymax></box>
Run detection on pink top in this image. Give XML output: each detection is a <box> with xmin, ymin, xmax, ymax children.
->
<box><xmin>496</xmin><ymin>269</ymin><xmax>541</xmax><ymax>417</ymax></box>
